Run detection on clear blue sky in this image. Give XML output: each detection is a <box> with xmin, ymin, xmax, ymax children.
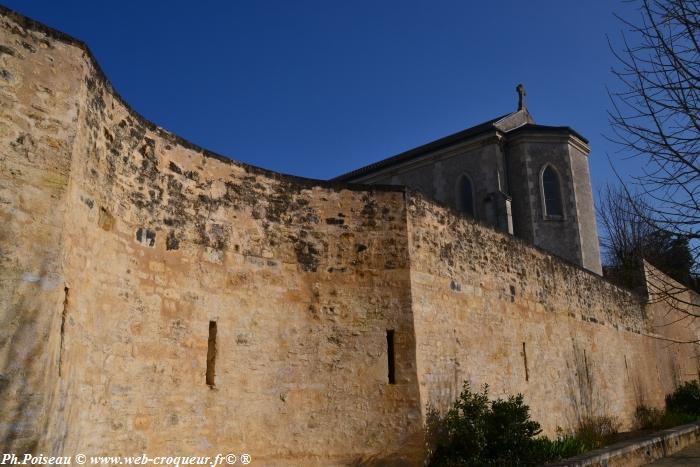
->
<box><xmin>4</xmin><ymin>0</ymin><xmax>640</xmax><ymax>193</ymax></box>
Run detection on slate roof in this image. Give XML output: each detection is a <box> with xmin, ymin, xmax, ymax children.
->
<box><xmin>331</xmin><ymin>109</ymin><xmax>587</xmax><ymax>182</ymax></box>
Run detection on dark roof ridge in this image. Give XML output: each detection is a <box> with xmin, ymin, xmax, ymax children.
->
<box><xmin>333</xmin><ymin>110</ymin><xmax>591</xmax><ymax>182</ymax></box>
<box><xmin>332</xmin><ymin>112</ymin><xmax>511</xmax><ymax>182</ymax></box>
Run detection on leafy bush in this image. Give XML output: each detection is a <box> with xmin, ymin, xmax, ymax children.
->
<box><xmin>426</xmin><ymin>380</ymin><xmax>700</xmax><ymax>466</ymax></box>
<box><xmin>635</xmin><ymin>382</ymin><xmax>700</xmax><ymax>431</ymax></box>
<box><xmin>636</xmin><ymin>402</ymin><xmax>699</xmax><ymax>430</ymax></box>
<box><xmin>574</xmin><ymin>415</ymin><xmax>620</xmax><ymax>449</ymax></box>
<box><xmin>666</xmin><ymin>380</ymin><xmax>700</xmax><ymax>416</ymax></box>
<box><xmin>426</xmin><ymin>383</ymin><xmax>586</xmax><ymax>466</ymax></box>
<box><xmin>427</xmin><ymin>383</ymin><xmax>490</xmax><ymax>465</ymax></box>
<box><xmin>483</xmin><ymin>394</ymin><xmax>544</xmax><ymax>461</ymax></box>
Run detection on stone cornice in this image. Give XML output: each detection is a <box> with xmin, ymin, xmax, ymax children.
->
<box><xmin>505</xmin><ymin>129</ymin><xmax>590</xmax><ymax>155</ymax></box>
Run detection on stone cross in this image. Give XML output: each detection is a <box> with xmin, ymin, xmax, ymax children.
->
<box><xmin>516</xmin><ymin>84</ymin><xmax>526</xmax><ymax>111</ymax></box>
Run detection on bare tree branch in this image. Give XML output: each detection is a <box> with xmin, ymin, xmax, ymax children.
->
<box><xmin>607</xmin><ymin>0</ymin><xmax>700</xmax><ymax>327</ymax></box>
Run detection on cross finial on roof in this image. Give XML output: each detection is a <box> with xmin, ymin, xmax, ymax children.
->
<box><xmin>516</xmin><ymin>84</ymin><xmax>526</xmax><ymax>111</ymax></box>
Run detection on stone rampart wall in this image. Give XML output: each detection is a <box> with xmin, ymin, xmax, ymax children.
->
<box><xmin>407</xmin><ymin>194</ymin><xmax>699</xmax><ymax>434</ymax></box>
<box><xmin>1</xmin><ymin>9</ymin><xmax>422</xmax><ymax>465</ymax></box>
<box><xmin>2</xmin><ymin>7</ymin><xmax>700</xmax><ymax>466</ymax></box>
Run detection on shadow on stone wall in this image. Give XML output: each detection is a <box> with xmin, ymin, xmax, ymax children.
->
<box><xmin>347</xmin><ymin>431</ymin><xmax>423</xmax><ymax>467</ymax></box>
<box><xmin>563</xmin><ymin>341</ymin><xmax>616</xmax><ymax>429</ymax></box>
<box><xmin>0</xmin><ymin>270</ymin><xmax>63</xmax><ymax>455</ymax></box>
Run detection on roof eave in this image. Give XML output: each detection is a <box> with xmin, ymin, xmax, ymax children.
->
<box><xmin>332</xmin><ymin>114</ymin><xmax>510</xmax><ymax>182</ymax></box>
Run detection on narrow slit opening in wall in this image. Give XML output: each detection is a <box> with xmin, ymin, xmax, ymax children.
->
<box><xmin>206</xmin><ymin>321</ymin><xmax>217</xmax><ymax>388</ymax></box>
<box><xmin>387</xmin><ymin>330</ymin><xmax>396</xmax><ymax>385</ymax></box>
<box><xmin>522</xmin><ymin>342</ymin><xmax>529</xmax><ymax>382</ymax></box>
<box><xmin>59</xmin><ymin>287</ymin><xmax>69</xmax><ymax>377</ymax></box>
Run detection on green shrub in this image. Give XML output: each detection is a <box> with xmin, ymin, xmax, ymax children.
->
<box><xmin>666</xmin><ymin>380</ymin><xmax>700</xmax><ymax>416</ymax></box>
<box><xmin>426</xmin><ymin>383</ymin><xmax>584</xmax><ymax>466</ymax></box>
<box><xmin>426</xmin><ymin>380</ymin><xmax>700</xmax><ymax>466</ymax></box>
<box><xmin>636</xmin><ymin>381</ymin><xmax>700</xmax><ymax>432</ymax></box>
<box><xmin>428</xmin><ymin>383</ymin><xmax>491</xmax><ymax>466</ymax></box>
<box><xmin>635</xmin><ymin>404</ymin><xmax>697</xmax><ymax>429</ymax></box>
<box><xmin>483</xmin><ymin>394</ymin><xmax>543</xmax><ymax>461</ymax></box>
<box><xmin>662</xmin><ymin>410</ymin><xmax>698</xmax><ymax>426</ymax></box>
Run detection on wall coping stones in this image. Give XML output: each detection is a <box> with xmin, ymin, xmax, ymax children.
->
<box><xmin>546</xmin><ymin>423</ymin><xmax>700</xmax><ymax>467</ymax></box>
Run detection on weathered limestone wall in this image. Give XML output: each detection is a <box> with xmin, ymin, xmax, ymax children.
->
<box><xmin>0</xmin><ymin>12</ymin><xmax>84</xmax><ymax>453</ymax></box>
<box><xmin>3</xmin><ymin>7</ymin><xmax>700</xmax><ymax>466</ymax></box>
<box><xmin>643</xmin><ymin>261</ymin><xmax>700</xmax><ymax>385</ymax></box>
<box><xmin>407</xmin><ymin>194</ymin><xmax>699</xmax><ymax>435</ymax></box>
<box><xmin>1</xmin><ymin>8</ymin><xmax>423</xmax><ymax>465</ymax></box>
<box><xmin>59</xmin><ymin>96</ymin><xmax>421</xmax><ymax>463</ymax></box>
<box><xmin>353</xmin><ymin>135</ymin><xmax>505</xmax><ymax>224</ymax></box>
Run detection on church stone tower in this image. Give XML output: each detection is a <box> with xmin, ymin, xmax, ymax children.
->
<box><xmin>506</xmin><ymin>125</ymin><xmax>602</xmax><ymax>274</ymax></box>
<box><xmin>334</xmin><ymin>85</ymin><xmax>602</xmax><ymax>275</ymax></box>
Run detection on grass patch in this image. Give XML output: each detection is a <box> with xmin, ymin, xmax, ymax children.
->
<box><xmin>574</xmin><ymin>415</ymin><xmax>621</xmax><ymax>450</ymax></box>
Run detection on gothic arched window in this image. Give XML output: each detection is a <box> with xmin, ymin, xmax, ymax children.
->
<box><xmin>457</xmin><ymin>174</ymin><xmax>475</xmax><ymax>218</ymax></box>
<box><xmin>541</xmin><ymin>165</ymin><xmax>563</xmax><ymax>218</ymax></box>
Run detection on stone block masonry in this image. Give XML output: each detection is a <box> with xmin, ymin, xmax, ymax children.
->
<box><xmin>1</xmin><ymin>6</ymin><xmax>698</xmax><ymax>466</ymax></box>
<box><xmin>406</xmin><ymin>195</ymin><xmax>700</xmax><ymax>436</ymax></box>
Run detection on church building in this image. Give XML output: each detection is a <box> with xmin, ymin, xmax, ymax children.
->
<box><xmin>334</xmin><ymin>85</ymin><xmax>603</xmax><ymax>275</ymax></box>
